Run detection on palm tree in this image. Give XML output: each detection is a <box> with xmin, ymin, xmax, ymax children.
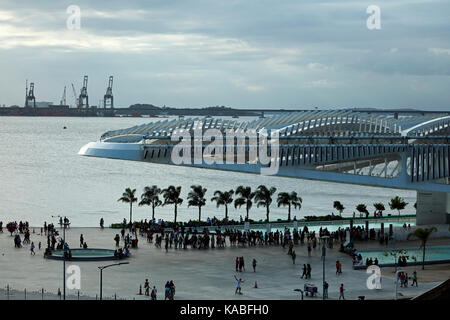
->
<box><xmin>373</xmin><ymin>202</ymin><xmax>385</xmax><ymax>216</ymax></box>
<box><xmin>407</xmin><ymin>227</ymin><xmax>437</xmax><ymax>270</ymax></box>
<box><xmin>333</xmin><ymin>201</ymin><xmax>345</xmax><ymax>217</ymax></box>
<box><xmin>118</xmin><ymin>188</ymin><xmax>137</xmax><ymax>230</ymax></box>
<box><xmin>356</xmin><ymin>203</ymin><xmax>368</xmax><ymax>217</ymax></box>
<box><xmin>234</xmin><ymin>186</ymin><xmax>255</xmax><ymax>221</ymax></box>
<box><xmin>254</xmin><ymin>185</ymin><xmax>277</xmax><ymax>222</ymax></box>
<box><xmin>277</xmin><ymin>192</ymin><xmax>302</xmax><ymax>221</ymax></box>
<box><xmin>161</xmin><ymin>186</ymin><xmax>183</xmax><ymax>223</ymax></box>
<box><xmin>211</xmin><ymin>190</ymin><xmax>234</xmax><ymax>220</ymax></box>
<box><xmin>187</xmin><ymin>185</ymin><xmax>207</xmax><ymax>221</ymax></box>
<box><xmin>139</xmin><ymin>185</ymin><xmax>162</xmax><ymax>221</ymax></box>
<box><xmin>389</xmin><ymin>196</ymin><xmax>408</xmax><ymax>216</ymax></box>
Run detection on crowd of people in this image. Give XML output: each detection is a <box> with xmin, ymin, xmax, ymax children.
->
<box><xmin>0</xmin><ymin>215</ymin><xmax>425</xmax><ymax>300</ymax></box>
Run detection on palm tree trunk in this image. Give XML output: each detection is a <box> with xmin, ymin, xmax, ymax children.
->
<box><xmin>288</xmin><ymin>204</ymin><xmax>291</xmax><ymax>221</ymax></box>
<box><xmin>266</xmin><ymin>206</ymin><xmax>269</xmax><ymax>222</ymax></box>
<box><xmin>246</xmin><ymin>206</ymin><xmax>249</xmax><ymax>221</ymax></box>
<box><xmin>422</xmin><ymin>246</ymin><xmax>426</xmax><ymax>270</ymax></box>
<box><xmin>225</xmin><ymin>205</ymin><xmax>228</xmax><ymax>220</ymax></box>
<box><xmin>129</xmin><ymin>203</ymin><xmax>133</xmax><ymax>231</ymax></box>
<box><xmin>152</xmin><ymin>203</ymin><xmax>155</xmax><ymax>220</ymax></box>
<box><xmin>174</xmin><ymin>204</ymin><xmax>177</xmax><ymax>223</ymax></box>
<box><xmin>198</xmin><ymin>207</ymin><xmax>201</xmax><ymax>222</ymax></box>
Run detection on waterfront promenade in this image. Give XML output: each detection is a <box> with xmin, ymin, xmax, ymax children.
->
<box><xmin>0</xmin><ymin>226</ymin><xmax>447</xmax><ymax>300</ymax></box>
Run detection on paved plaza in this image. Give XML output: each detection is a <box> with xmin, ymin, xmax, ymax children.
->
<box><xmin>0</xmin><ymin>226</ymin><xmax>447</xmax><ymax>300</ymax></box>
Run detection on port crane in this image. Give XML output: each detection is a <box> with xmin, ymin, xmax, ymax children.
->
<box><xmin>25</xmin><ymin>80</ymin><xmax>36</xmax><ymax>108</ymax></box>
<box><xmin>78</xmin><ymin>75</ymin><xmax>89</xmax><ymax>109</ymax></box>
<box><xmin>60</xmin><ymin>86</ymin><xmax>67</xmax><ymax>105</ymax></box>
<box><xmin>103</xmin><ymin>76</ymin><xmax>114</xmax><ymax>109</ymax></box>
<box><xmin>71</xmin><ymin>83</ymin><xmax>78</xmax><ymax>108</ymax></box>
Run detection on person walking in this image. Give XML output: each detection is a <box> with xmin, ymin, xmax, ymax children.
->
<box><xmin>339</xmin><ymin>283</ymin><xmax>345</xmax><ymax>300</ymax></box>
<box><xmin>306</xmin><ymin>264</ymin><xmax>312</xmax><ymax>279</ymax></box>
<box><xmin>30</xmin><ymin>242</ymin><xmax>35</xmax><ymax>255</ymax></box>
<box><xmin>235</xmin><ymin>257</ymin><xmax>239</xmax><ymax>272</ymax></box>
<box><xmin>300</xmin><ymin>264</ymin><xmax>307</xmax><ymax>279</ymax></box>
<box><xmin>252</xmin><ymin>258</ymin><xmax>257</xmax><ymax>272</ymax></box>
<box><xmin>411</xmin><ymin>271</ymin><xmax>418</xmax><ymax>287</ymax></box>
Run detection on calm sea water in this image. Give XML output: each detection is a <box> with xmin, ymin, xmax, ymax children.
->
<box><xmin>0</xmin><ymin>116</ymin><xmax>416</xmax><ymax>227</ymax></box>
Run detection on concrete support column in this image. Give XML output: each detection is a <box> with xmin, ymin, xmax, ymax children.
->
<box><xmin>416</xmin><ymin>191</ymin><xmax>450</xmax><ymax>225</ymax></box>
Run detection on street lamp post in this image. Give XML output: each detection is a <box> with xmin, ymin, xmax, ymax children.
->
<box><xmin>98</xmin><ymin>262</ymin><xmax>129</xmax><ymax>300</ymax></box>
<box><xmin>321</xmin><ymin>236</ymin><xmax>330</xmax><ymax>300</ymax></box>
<box><xmin>52</xmin><ymin>215</ymin><xmax>70</xmax><ymax>300</ymax></box>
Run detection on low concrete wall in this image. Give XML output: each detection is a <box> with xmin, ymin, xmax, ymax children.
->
<box><xmin>393</xmin><ymin>224</ymin><xmax>450</xmax><ymax>241</ymax></box>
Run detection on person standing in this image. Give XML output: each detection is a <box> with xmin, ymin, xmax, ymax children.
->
<box><xmin>252</xmin><ymin>259</ymin><xmax>257</xmax><ymax>272</ymax></box>
<box><xmin>339</xmin><ymin>283</ymin><xmax>345</xmax><ymax>300</ymax></box>
<box><xmin>307</xmin><ymin>243</ymin><xmax>312</xmax><ymax>257</ymax></box>
<box><xmin>323</xmin><ymin>281</ymin><xmax>329</xmax><ymax>299</ymax></box>
<box><xmin>30</xmin><ymin>242</ymin><xmax>35</xmax><ymax>255</ymax></box>
<box><xmin>292</xmin><ymin>250</ymin><xmax>296</xmax><ymax>264</ymax></box>
<box><xmin>411</xmin><ymin>271</ymin><xmax>418</xmax><ymax>287</ymax></box>
<box><xmin>235</xmin><ymin>257</ymin><xmax>239</xmax><ymax>272</ymax></box>
<box><xmin>114</xmin><ymin>234</ymin><xmax>120</xmax><ymax>247</ymax></box>
<box><xmin>79</xmin><ymin>234</ymin><xmax>84</xmax><ymax>248</ymax></box>
<box><xmin>100</xmin><ymin>218</ymin><xmax>104</xmax><ymax>229</ymax></box>
<box><xmin>151</xmin><ymin>286</ymin><xmax>157</xmax><ymax>300</ymax></box>
<box><xmin>306</xmin><ymin>264</ymin><xmax>312</xmax><ymax>279</ymax></box>
<box><xmin>144</xmin><ymin>279</ymin><xmax>150</xmax><ymax>296</ymax></box>
<box><xmin>164</xmin><ymin>281</ymin><xmax>170</xmax><ymax>300</ymax></box>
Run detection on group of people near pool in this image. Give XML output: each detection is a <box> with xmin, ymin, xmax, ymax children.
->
<box><xmin>130</xmin><ymin>218</ymin><xmax>352</xmax><ymax>255</ymax></box>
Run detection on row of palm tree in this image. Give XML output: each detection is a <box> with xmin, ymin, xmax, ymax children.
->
<box><xmin>118</xmin><ymin>185</ymin><xmax>303</xmax><ymax>224</ymax></box>
<box><xmin>333</xmin><ymin>196</ymin><xmax>409</xmax><ymax>217</ymax></box>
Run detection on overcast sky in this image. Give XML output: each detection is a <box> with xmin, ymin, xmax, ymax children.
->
<box><xmin>0</xmin><ymin>0</ymin><xmax>449</xmax><ymax>110</ymax></box>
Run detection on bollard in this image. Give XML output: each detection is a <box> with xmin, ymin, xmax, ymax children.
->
<box><xmin>24</xmin><ymin>288</ymin><xmax>26</xmax><ymax>300</ymax></box>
